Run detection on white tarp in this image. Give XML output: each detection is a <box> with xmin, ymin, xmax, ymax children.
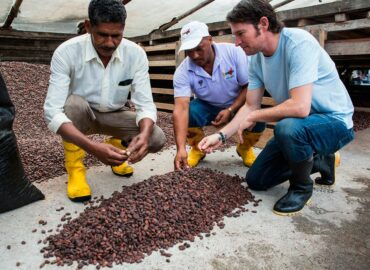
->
<box><xmin>0</xmin><ymin>0</ymin><xmax>338</xmax><ymax>37</ymax></box>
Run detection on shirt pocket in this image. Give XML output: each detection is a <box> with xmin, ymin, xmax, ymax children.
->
<box><xmin>113</xmin><ymin>85</ymin><xmax>131</xmax><ymax>105</ymax></box>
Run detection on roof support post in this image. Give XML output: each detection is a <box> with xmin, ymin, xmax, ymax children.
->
<box><xmin>1</xmin><ymin>0</ymin><xmax>24</xmax><ymax>30</ymax></box>
<box><xmin>157</xmin><ymin>0</ymin><xmax>215</xmax><ymax>32</ymax></box>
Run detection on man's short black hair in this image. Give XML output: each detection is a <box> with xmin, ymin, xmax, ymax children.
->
<box><xmin>227</xmin><ymin>0</ymin><xmax>283</xmax><ymax>33</ymax></box>
<box><xmin>88</xmin><ymin>0</ymin><xmax>127</xmax><ymax>26</ymax></box>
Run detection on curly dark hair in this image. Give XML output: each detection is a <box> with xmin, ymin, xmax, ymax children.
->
<box><xmin>227</xmin><ymin>0</ymin><xmax>283</xmax><ymax>33</ymax></box>
<box><xmin>88</xmin><ymin>0</ymin><xmax>127</xmax><ymax>26</ymax></box>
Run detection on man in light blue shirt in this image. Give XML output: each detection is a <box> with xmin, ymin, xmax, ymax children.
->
<box><xmin>199</xmin><ymin>0</ymin><xmax>354</xmax><ymax>216</ymax></box>
<box><xmin>173</xmin><ymin>21</ymin><xmax>265</xmax><ymax>170</ymax></box>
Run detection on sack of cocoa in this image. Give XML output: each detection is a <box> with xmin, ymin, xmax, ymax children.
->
<box><xmin>0</xmin><ymin>72</ymin><xmax>44</xmax><ymax>213</ymax></box>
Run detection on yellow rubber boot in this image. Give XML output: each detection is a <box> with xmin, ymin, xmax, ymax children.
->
<box><xmin>63</xmin><ymin>141</ymin><xmax>91</xmax><ymax>202</ymax></box>
<box><xmin>236</xmin><ymin>131</ymin><xmax>263</xmax><ymax>167</ymax></box>
<box><xmin>105</xmin><ymin>137</ymin><xmax>134</xmax><ymax>177</ymax></box>
<box><xmin>335</xmin><ymin>151</ymin><xmax>340</xmax><ymax>167</ymax></box>
<box><xmin>187</xmin><ymin>127</ymin><xmax>206</xmax><ymax>167</ymax></box>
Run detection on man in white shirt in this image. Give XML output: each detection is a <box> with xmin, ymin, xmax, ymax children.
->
<box><xmin>44</xmin><ymin>0</ymin><xmax>166</xmax><ymax>202</ymax></box>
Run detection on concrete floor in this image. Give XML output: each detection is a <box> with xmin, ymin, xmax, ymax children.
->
<box><xmin>1</xmin><ymin>128</ymin><xmax>369</xmax><ymax>270</ymax></box>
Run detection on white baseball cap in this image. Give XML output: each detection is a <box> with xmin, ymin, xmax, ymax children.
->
<box><xmin>179</xmin><ymin>21</ymin><xmax>210</xmax><ymax>52</ymax></box>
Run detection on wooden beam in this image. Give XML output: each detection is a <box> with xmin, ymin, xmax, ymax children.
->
<box><xmin>335</xmin><ymin>13</ymin><xmax>348</xmax><ymax>22</ymax></box>
<box><xmin>1</xmin><ymin>0</ymin><xmax>24</xmax><ymax>29</ymax></box>
<box><xmin>148</xmin><ymin>54</ymin><xmax>175</xmax><ymax>61</ymax></box>
<box><xmin>155</xmin><ymin>102</ymin><xmax>174</xmax><ymax>111</ymax></box>
<box><xmin>272</xmin><ymin>0</ymin><xmax>295</xmax><ymax>10</ymax></box>
<box><xmin>129</xmin><ymin>21</ymin><xmax>230</xmax><ymax>43</ymax></box>
<box><xmin>150</xmin><ymin>74</ymin><xmax>174</xmax><ymax>80</ymax></box>
<box><xmin>325</xmin><ymin>38</ymin><xmax>370</xmax><ymax>55</ymax></box>
<box><xmin>175</xmin><ymin>41</ymin><xmax>185</xmax><ymax>67</ymax></box>
<box><xmin>309</xmin><ymin>29</ymin><xmax>327</xmax><ymax>47</ymax></box>
<box><xmin>152</xmin><ymin>88</ymin><xmax>174</xmax><ymax>95</ymax></box>
<box><xmin>355</xmin><ymin>107</ymin><xmax>370</xmax><ymax>113</ymax></box>
<box><xmin>143</xmin><ymin>42</ymin><xmax>176</xmax><ymax>52</ymax></box>
<box><xmin>277</xmin><ymin>0</ymin><xmax>370</xmax><ymax>21</ymax></box>
<box><xmin>157</xmin><ymin>0</ymin><xmax>215</xmax><ymax>32</ymax></box>
<box><xmin>0</xmin><ymin>30</ymin><xmax>74</xmax><ymax>40</ymax></box>
<box><xmin>262</xmin><ymin>97</ymin><xmax>277</xmax><ymax>107</ymax></box>
<box><xmin>297</xmin><ymin>18</ymin><xmax>316</xmax><ymax>27</ymax></box>
<box><xmin>213</xmin><ymin>34</ymin><xmax>233</xmax><ymax>43</ymax></box>
<box><xmin>301</xmin><ymin>18</ymin><xmax>370</xmax><ymax>33</ymax></box>
<box><xmin>149</xmin><ymin>60</ymin><xmax>176</xmax><ymax>67</ymax></box>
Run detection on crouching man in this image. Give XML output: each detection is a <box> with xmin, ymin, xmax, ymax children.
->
<box><xmin>44</xmin><ymin>0</ymin><xmax>165</xmax><ymax>202</ymax></box>
<box><xmin>199</xmin><ymin>0</ymin><xmax>354</xmax><ymax>216</ymax></box>
<box><xmin>173</xmin><ymin>21</ymin><xmax>265</xmax><ymax>170</ymax></box>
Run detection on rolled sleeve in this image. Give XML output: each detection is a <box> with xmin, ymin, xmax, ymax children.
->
<box><xmin>43</xmin><ymin>47</ymin><xmax>73</xmax><ymax>133</ymax></box>
<box><xmin>48</xmin><ymin>113</ymin><xmax>72</xmax><ymax>133</ymax></box>
<box><xmin>173</xmin><ymin>63</ymin><xmax>192</xmax><ymax>98</ymax></box>
<box><xmin>130</xmin><ymin>49</ymin><xmax>157</xmax><ymax>125</ymax></box>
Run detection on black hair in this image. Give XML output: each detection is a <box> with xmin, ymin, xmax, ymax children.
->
<box><xmin>227</xmin><ymin>0</ymin><xmax>283</xmax><ymax>33</ymax></box>
<box><xmin>88</xmin><ymin>0</ymin><xmax>127</xmax><ymax>26</ymax></box>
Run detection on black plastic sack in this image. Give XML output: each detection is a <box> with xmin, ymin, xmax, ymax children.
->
<box><xmin>0</xmin><ymin>72</ymin><xmax>44</xmax><ymax>213</ymax></box>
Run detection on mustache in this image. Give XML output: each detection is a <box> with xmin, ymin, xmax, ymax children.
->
<box><xmin>101</xmin><ymin>46</ymin><xmax>116</xmax><ymax>51</ymax></box>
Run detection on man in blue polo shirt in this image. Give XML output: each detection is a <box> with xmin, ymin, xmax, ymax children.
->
<box><xmin>173</xmin><ymin>21</ymin><xmax>265</xmax><ymax>170</ymax></box>
<box><xmin>199</xmin><ymin>0</ymin><xmax>354</xmax><ymax>216</ymax></box>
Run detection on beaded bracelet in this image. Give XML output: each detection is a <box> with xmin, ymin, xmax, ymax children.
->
<box><xmin>218</xmin><ymin>132</ymin><xmax>226</xmax><ymax>144</ymax></box>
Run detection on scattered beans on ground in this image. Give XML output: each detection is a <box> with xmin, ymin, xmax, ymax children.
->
<box><xmin>41</xmin><ymin>168</ymin><xmax>259</xmax><ymax>268</ymax></box>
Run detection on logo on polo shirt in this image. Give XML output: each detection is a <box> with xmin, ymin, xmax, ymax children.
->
<box><xmin>223</xmin><ymin>67</ymin><xmax>234</xmax><ymax>80</ymax></box>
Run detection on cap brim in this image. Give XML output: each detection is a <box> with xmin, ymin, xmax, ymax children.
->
<box><xmin>179</xmin><ymin>37</ymin><xmax>202</xmax><ymax>52</ymax></box>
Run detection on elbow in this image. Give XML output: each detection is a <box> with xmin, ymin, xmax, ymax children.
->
<box><xmin>294</xmin><ymin>104</ymin><xmax>310</xmax><ymax>118</ymax></box>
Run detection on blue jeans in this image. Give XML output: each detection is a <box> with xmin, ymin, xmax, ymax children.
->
<box><xmin>246</xmin><ymin>114</ymin><xmax>354</xmax><ymax>190</ymax></box>
<box><xmin>189</xmin><ymin>98</ymin><xmax>265</xmax><ymax>132</ymax></box>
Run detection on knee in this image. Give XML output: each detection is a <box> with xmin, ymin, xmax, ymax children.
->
<box><xmin>188</xmin><ymin>101</ymin><xmax>210</xmax><ymax>128</ymax></box>
<box><xmin>188</xmin><ymin>106</ymin><xmax>203</xmax><ymax>128</ymax></box>
<box><xmin>148</xmin><ymin>126</ymin><xmax>166</xmax><ymax>153</ymax></box>
<box><xmin>64</xmin><ymin>95</ymin><xmax>89</xmax><ymax>119</ymax></box>
<box><xmin>274</xmin><ymin>118</ymin><xmax>303</xmax><ymax>143</ymax></box>
<box><xmin>245</xmin><ymin>170</ymin><xmax>268</xmax><ymax>191</ymax></box>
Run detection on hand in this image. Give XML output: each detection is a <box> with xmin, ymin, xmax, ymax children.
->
<box><xmin>211</xmin><ymin>109</ymin><xmax>232</xmax><ymax>127</ymax></box>
<box><xmin>127</xmin><ymin>133</ymin><xmax>149</xmax><ymax>164</ymax></box>
<box><xmin>198</xmin><ymin>133</ymin><xmax>222</xmax><ymax>154</ymax></box>
<box><xmin>237</xmin><ymin>119</ymin><xmax>256</xmax><ymax>143</ymax></box>
<box><xmin>174</xmin><ymin>148</ymin><xmax>189</xmax><ymax>170</ymax></box>
<box><xmin>92</xmin><ymin>142</ymin><xmax>129</xmax><ymax>166</ymax></box>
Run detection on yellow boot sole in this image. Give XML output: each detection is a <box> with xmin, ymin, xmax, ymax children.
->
<box><xmin>236</xmin><ymin>148</ymin><xmax>256</xmax><ymax>167</ymax></box>
<box><xmin>67</xmin><ymin>180</ymin><xmax>91</xmax><ymax>202</ymax></box>
<box><xmin>187</xmin><ymin>151</ymin><xmax>206</xmax><ymax>167</ymax></box>
<box><xmin>111</xmin><ymin>162</ymin><xmax>134</xmax><ymax>177</ymax></box>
